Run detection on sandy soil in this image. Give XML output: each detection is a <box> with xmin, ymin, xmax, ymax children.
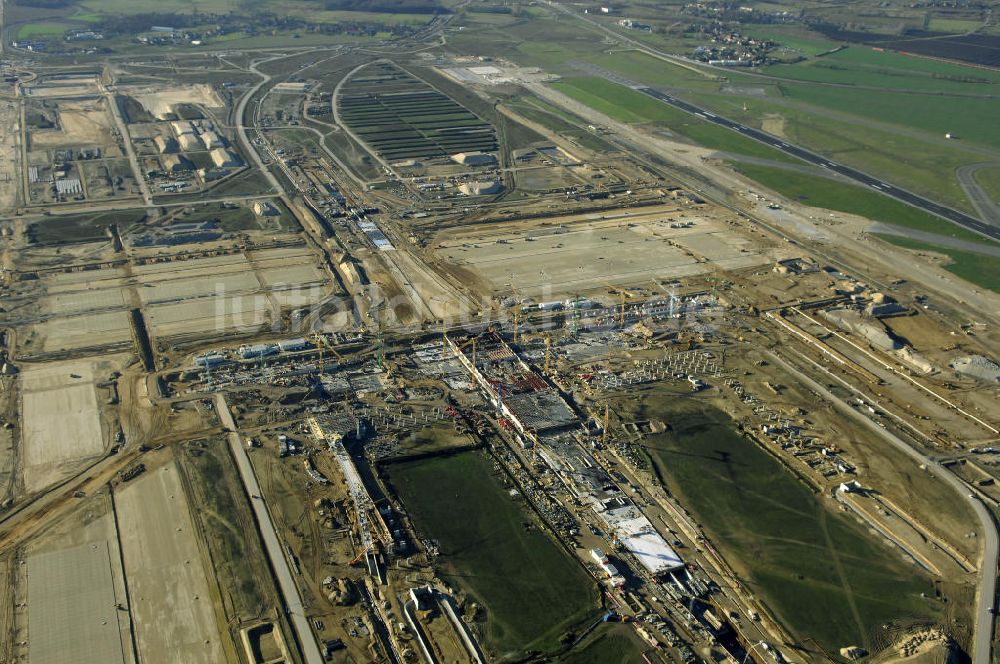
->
<box><xmin>30</xmin><ymin>99</ymin><xmax>114</xmax><ymax>149</ymax></box>
<box><xmin>18</xmin><ymin>356</ymin><xmax>125</xmax><ymax>492</ymax></box>
<box><xmin>0</xmin><ymin>100</ymin><xmax>20</xmax><ymax>212</ymax></box>
<box><xmin>129</xmin><ymin>85</ymin><xmax>225</xmax><ymax>119</ymax></box>
<box><xmin>434</xmin><ymin>209</ymin><xmax>771</xmax><ymax>299</ymax></box>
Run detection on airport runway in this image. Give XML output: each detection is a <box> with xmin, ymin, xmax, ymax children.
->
<box><xmin>630</xmin><ymin>86</ymin><xmax>1000</xmax><ymax>242</ymax></box>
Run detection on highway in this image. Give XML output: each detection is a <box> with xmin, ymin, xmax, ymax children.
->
<box><xmin>627</xmin><ymin>86</ymin><xmax>1000</xmax><ymax>242</ymax></box>
<box><xmin>766</xmin><ymin>352</ymin><xmax>998</xmax><ymax>664</ymax></box>
<box><xmin>215</xmin><ymin>394</ymin><xmax>325</xmax><ymax>664</ymax></box>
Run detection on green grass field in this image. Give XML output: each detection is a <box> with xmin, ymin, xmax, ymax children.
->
<box><xmin>874</xmin><ymin>234</ymin><xmax>1000</xmax><ymax>292</ymax></box>
<box><xmin>638</xmin><ymin>400</ymin><xmax>942</xmax><ymax>655</ymax></box>
<box><xmin>558</xmin><ymin>623</ymin><xmax>647</xmax><ymax>663</ymax></box>
<box><xmin>552</xmin><ymin>77</ymin><xmax>800</xmax><ymax>163</ymax></box>
<box><xmin>15</xmin><ymin>21</ymin><xmax>71</xmax><ymax>39</ymax></box>
<box><xmin>746</xmin><ymin>27</ymin><xmax>842</xmax><ymax>56</ymax></box>
<box><xmin>927</xmin><ymin>17</ymin><xmax>983</xmax><ymax>33</ymax></box>
<box><xmin>28</xmin><ymin>210</ymin><xmax>146</xmax><ymax>244</ymax></box>
<box><xmin>387</xmin><ymin>451</ymin><xmax>599</xmax><ymax>657</ymax></box>
<box><xmin>761</xmin><ymin>45</ymin><xmax>1000</xmax><ymax>94</ymax></box>
<box><xmin>79</xmin><ymin>0</ymin><xmax>239</xmax><ymax>14</ymax></box>
<box><xmin>778</xmin><ymin>83</ymin><xmax>1000</xmax><ymax>150</ymax></box>
<box><xmin>694</xmin><ymin>97</ymin><xmax>981</xmax><ymax>214</ymax></box>
<box><xmin>731</xmin><ymin>162</ymin><xmax>995</xmax><ymax>245</ymax></box>
<box><xmin>973</xmin><ymin>167</ymin><xmax>1000</xmax><ymax>209</ymax></box>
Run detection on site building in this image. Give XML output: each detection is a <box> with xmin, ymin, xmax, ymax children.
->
<box><xmin>459</xmin><ymin>180</ymin><xmax>503</xmax><ymax>196</ymax></box>
<box><xmin>194</xmin><ymin>353</ymin><xmax>227</xmax><ymax>368</ymax></box>
<box><xmin>177</xmin><ymin>133</ymin><xmax>202</xmax><ymax>151</ymax></box>
<box><xmin>451</xmin><ymin>152</ymin><xmax>497</xmax><ymax>166</ymax></box>
<box><xmin>210</xmin><ymin>148</ymin><xmax>241</xmax><ymax>168</ymax></box>
<box><xmin>154</xmin><ymin>135</ymin><xmax>179</xmax><ymax>153</ymax></box>
<box><xmin>277</xmin><ymin>338</ymin><xmax>307</xmax><ymax>352</ymax></box>
<box><xmin>161</xmin><ymin>154</ymin><xmax>194</xmax><ymax>173</ymax></box>
<box><xmin>170</xmin><ymin>120</ymin><xmax>196</xmax><ymax>136</ymax></box>
<box><xmin>238</xmin><ymin>343</ymin><xmax>278</xmax><ymax>359</ymax></box>
<box><xmin>200</xmin><ymin>130</ymin><xmax>224</xmax><ymax>149</ymax></box>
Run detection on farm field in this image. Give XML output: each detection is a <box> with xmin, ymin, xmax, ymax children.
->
<box><xmin>639</xmin><ymin>400</ymin><xmax>944</xmax><ymax>655</ymax></box>
<box><xmin>744</xmin><ymin>26</ymin><xmax>843</xmax><ymax>56</ymax></box>
<box><xmin>339</xmin><ymin>62</ymin><xmax>497</xmax><ymax>162</ymax></box>
<box><xmin>386</xmin><ymin>450</ymin><xmax>600</xmax><ymax>657</ymax></box>
<box><xmin>16</xmin><ymin>21</ymin><xmax>74</xmax><ymax>39</ymax></box>
<box><xmin>77</xmin><ymin>0</ymin><xmax>240</xmax><ymax>15</ymax></box>
<box><xmin>927</xmin><ymin>18</ymin><xmax>983</xmax><ymax>33</ymax></box>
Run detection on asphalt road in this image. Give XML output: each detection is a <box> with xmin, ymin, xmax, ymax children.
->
<box><xmin>215</xmin><ymin>394</ymin><xmax>325</xmax><ymax>664</ymax></box>
<box><xmin>956</xmin><ymin>162</ymin><xmax>1000</xmax><ymax>228</ymax></box>
<box><xmin>766</xmin><ymin>352</ymin><xmax>997</xmax><ymax>664</ymax></box>
<box><xmin>633</xmin><ymin>86</ymin><xmax>1000</xmax><ymax>242</ymax></box>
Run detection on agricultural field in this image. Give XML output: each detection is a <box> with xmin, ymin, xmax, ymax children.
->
<box><xmin>15</xmin><ymin>21</ymin><xmax>74</xmax><ymax>40</ymax></box>
<box><xmin>338</xmin><ymin>62</ymin><xmax>498</xmax><ymax>162</ymax></box>
<box><xmin>385</xmin><ymin>450</ymin><xmax>600</xmax><ymax>657</ymax></box>
<box><xmin>637</xmin><ymin>399</ymin><xmax>946</xmax><ymax>656</ymax></box>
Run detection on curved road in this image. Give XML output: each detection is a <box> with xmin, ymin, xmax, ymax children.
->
<box><xmin>766</xmin><ymin>352</ymin><xmax>997</xmax><ymax>664</ymax></box>
<box><xmin>956</xmin><ymin>163</ymin><xmax>1000</xmax><ymax>228</ymax></box>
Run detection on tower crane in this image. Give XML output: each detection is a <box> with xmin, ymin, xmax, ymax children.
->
<box><xmin>606</xmin><ymin>284</ymin><xmax>636</xmax><ymax>327</ymax></box>
<box><xmin>310</xmin><ymin>333</ymin><xmax>342</xmax><ymax>376</ymax></box>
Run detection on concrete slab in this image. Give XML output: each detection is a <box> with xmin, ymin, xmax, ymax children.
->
<box><xmin>27</xmin><ymin>542</ymin><xmax>127</xmax><ymax>664</ymax></box>
<box><xmin>115</xmin><ymin>462</ymin><xmax>225</xmax><ymax>664</ymax></box>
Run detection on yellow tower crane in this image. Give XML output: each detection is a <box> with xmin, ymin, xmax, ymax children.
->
<box><xmin>606</xmin><ymin>283</ymin><xmax>636</xmax><ymax>327</ymax></box>
<box><xmin>602</xmin><ymin>403</ymin><xmax>610</xmax><ymax>447</ymax></box>
<box><xmin>311</xmin><ymin>333</ymin><xmax>342</xmax><ymax>375</ymax></box>
<box><xmin>544</xmin><ymin>335</ymin><xmax>552</xmax><ymax>374</ymax></box>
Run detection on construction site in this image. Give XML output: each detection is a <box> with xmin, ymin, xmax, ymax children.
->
<box><xmin>0</xmin><ymin>33</ymin><xmax>997</xmax><ymax>664</ymax></box>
